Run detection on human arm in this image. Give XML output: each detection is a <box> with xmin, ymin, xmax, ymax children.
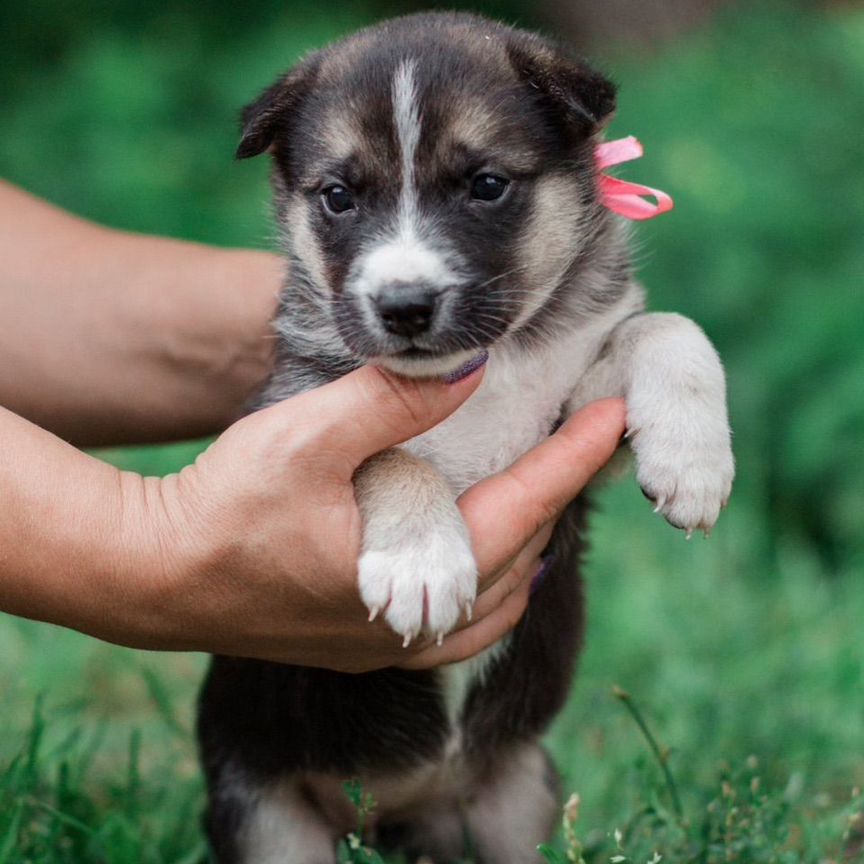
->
<box><xmin>0</xmin><ymin>180</ymin><xmax>282</xmax><ymax>446</ymax></box>
<box><xmin>0</xmin><ymin>360</ymin><xmax>625</xmax><ymax>672</ymax></box>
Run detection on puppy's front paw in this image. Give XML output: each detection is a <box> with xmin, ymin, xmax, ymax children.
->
<box><xmin>630</xmin><ymin>414</ymin><xmax>734</xmax><ymax>536</ymax></box>
<box><xmin>358</xmin><ymin>521</ymin><xmax>477</xmax><ymax>645</ymax></box>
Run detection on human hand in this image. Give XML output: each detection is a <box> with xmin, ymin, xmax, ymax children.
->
<box><xmin>121</xmin><ymin>367</ymin><xmax>624</xmax><ymax>672</ymax></box>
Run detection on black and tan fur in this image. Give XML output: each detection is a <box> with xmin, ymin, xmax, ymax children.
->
<box><xmin>198</xmin><ymin>12</ymin><xmax>734</xmax><ymax>863</ymax></box>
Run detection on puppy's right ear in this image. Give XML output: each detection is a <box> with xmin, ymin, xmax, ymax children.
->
<box><xmin>236</xmin><ymin>58</ymin><xmax>320</xmax><ymax>160</ymax></box>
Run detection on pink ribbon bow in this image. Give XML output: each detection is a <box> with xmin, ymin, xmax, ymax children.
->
<box><xmin>596</xmin><ymin>136</ymin><xmax>674</xmax><ymax>221</ymax></box>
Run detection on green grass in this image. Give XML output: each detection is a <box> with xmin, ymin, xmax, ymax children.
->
<box><xmin>2</xmin><ymin>1</ymin><xmax>863</xmax><ymax>861</ymax></box>
<box><xmin>3</xmin><ymin>487</ymin><xmax>862</xmax><ymax>861</ymax></box>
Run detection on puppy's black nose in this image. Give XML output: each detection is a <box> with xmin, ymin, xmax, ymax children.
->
<box><xmin>375</xmin><ymin>286</ymin><xmax>437</xmax><ymax>337</ymax></box>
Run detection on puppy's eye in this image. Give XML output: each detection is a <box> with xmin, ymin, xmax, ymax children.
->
<box><xmin>322</xmin><ymin>185</ymin><xmax>355</xmax><ymax>214</ymax></box>
<box><xmin>470</xmin><ymin>174</ymin><xmax>510</xmax><ymax>202</ymax></box>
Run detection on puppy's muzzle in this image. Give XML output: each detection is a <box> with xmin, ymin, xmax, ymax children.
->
<box><xmin>374</xmin><ymin>283</ymin><xmax>439</xmax><ymax>338</ymax></box>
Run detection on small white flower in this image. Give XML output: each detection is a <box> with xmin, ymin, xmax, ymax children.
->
<box><xmin>564</xmin><ymin>793</ymin><xmax>582</xmax><ymax>823</ymax></box>
<box><xmin>614</xmin><ymin>828</ymin><xmax>623</xmax><ymax>847</ymax></box>
<box><xmin>611</xmin><ymin>856</ymin><xmax>627</xmax><ymax>863</ymax></box>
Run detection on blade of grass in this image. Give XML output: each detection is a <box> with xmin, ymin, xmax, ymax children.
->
<box><xmin>27</xmin><ymin>798</ymin><xmax>95</xmax><ymax>835</ymax></box>
<box><xmin>613</xmin><ymin>685</ymin><xmax>684</xmax><ymax>822</ymax></box>
<box><xmin>0</xmin><ymin>800</ymin><xmax>23</xmax><ymax>864</ymax></box>
<box><xmin>138</xmin><ymin>664</ymin><xmax>189</xmax><ymax>740</ymax></box>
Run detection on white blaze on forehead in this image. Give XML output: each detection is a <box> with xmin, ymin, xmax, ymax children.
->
<box><xmin>353</xmin><ymin>58</ymin><xmax>457</xmax><ymax>297</ymax></box>
<box><xmin>392</xmin><ymin>58</ymin><xmax>422</xmax><ymax>231</ymax></box>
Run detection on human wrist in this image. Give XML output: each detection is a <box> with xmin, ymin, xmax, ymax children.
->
<box><xmin>182</xmin><ymin>247</ymin><xmax>282</xmax><ymax>422</ymax></box>
<box><xmin>0</xmin><ymin>412</ymin><xmax>170</xmax><ymax>647</ymax></box>
<box><xmin>20</xmin><ymin>455</ymin><xmax>202</xmax><ymax>653</ymax></box>
<box><xmin>101</xmin><ymin>467</ymin><xmax>220</xmax><ymax>653</ymax></box>
<box><xmin>39</xmin><ymin>464</ymin><xmax>179</xmax><ymax>650</ymax></box>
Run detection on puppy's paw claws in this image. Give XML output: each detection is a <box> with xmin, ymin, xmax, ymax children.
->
<box><xmin>633</xmin><ymin>426</ymin><xmax>734</xmax><ymax>535</ymax></box>
<box><xmin>358</xmin><ymin>528</ymin><xmax>478</xmax><ymax>643</ymax></box>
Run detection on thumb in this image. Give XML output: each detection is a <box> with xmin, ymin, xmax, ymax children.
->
<box><xmin>292</xmin><ymin>355</ymin><xmax>487</xmax><ymax>468</ymax></box>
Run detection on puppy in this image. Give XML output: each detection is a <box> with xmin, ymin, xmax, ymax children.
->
<box><xmin>197</xmin><ymin>12</ymin><xmax>734</xmax><ymax>863</ymax></box>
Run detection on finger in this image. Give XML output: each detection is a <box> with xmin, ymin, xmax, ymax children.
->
<box><xmin>459</xmin><ymin>398</ymin><xmax>625</xmax><ymax>580</ymax></box>
<box><xmin>289</xmin><ymin>360</ymin><xmax>487</xmax><ymax>469</ymax></box>
<box><xmin>399</xmin><ymin>568</ymin><xmax>533</xmax><ymax>669</ymax></box>
<box><xmin>470</xmin><ymin>521</ymin><xmax>552</xmax><ymax>597</ymax></box>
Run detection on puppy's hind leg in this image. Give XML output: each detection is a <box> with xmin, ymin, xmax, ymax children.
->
<box><xmin>205</xmin><ymin>771</ymin><xmax>338</xmax><ymax>864</ymax></box>
<box><xmin>465</xmin><ymin>744</ymin><xmax>561</xmax><ymax>864</ymax></box>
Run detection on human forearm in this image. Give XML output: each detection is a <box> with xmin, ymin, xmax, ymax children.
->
<box><xmin>0</xmin><ymin>181</ymin><xmax>282</xmax><ymax>446</ymax></box>
<box><xmin>0</xmin><ymin>405</ymin><xmax>169</xmax><ymax>644</ymax></box>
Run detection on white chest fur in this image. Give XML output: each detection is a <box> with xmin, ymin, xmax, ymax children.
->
<box><xmin>405</xmin><ymin>298</ymin><xmax>633</xmax><ymax>494</ymax></box>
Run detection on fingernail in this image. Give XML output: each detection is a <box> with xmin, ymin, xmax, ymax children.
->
<box><xmin>442</xmin><ymin>350</ymin><xmax>489</xmax><ymax>384</ymax></box>
<box><xmin>530</xmin><ymin>554</ymin><xmax>556</xmax><ymax>596</ymax></box>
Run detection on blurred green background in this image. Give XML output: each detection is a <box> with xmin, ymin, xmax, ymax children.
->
<box><xmin>1</xmin><ymin>0</ymin><xmax>863</xmax><ymax>860</ymax></box>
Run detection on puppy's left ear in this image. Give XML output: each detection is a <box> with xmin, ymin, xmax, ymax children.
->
<box><xmin>507</xmin><ymin>34</ymin><xmax>616</xmax><ymax>134</ymax></box>
<box><xmin>236</xmin><ymin>56</ymin><xmax>320</xmax><ymax>159</ymax></box>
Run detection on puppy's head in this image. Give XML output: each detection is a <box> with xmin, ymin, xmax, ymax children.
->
<box><xmin>239</xmin><ymin>13</ymin><xmax>616</xmax><ymax>377</ymax></box>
